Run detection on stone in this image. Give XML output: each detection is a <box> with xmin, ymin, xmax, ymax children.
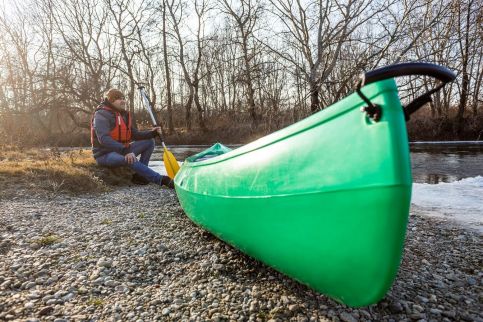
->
<box><xmin>413</xmin><ymin>304</ymin><xmax>425</xmax><ymax>312</ymax></box>
<box><xmin>97</xmin><ymin>258</ymin><xmax>112</xmax><ymax>268</ymax></box>
<box><xmin>104</xmin><ymin>280</ymin><xmax>119</xmax><ymax>287</ymax></box>
<box><xmin>24</xmin><ymin>302</ymin><xmax>35</xmax><ymax>309</ymax></box>
<box><xmin>389</xmin><ymin>302</ymin><xmax>404</xmax><ymax>313</ymax></box>
<box><xmin>28</xmin><ymin>292</ymin><xmax>42</xmax><ymax>299</ymax></box>
<box><xmin>409</xmin><ymin>313</ymin><xmax>425</xmax><ymax>320</ymax></box>
<box><xmin>442</xmin><ymin>311</ymin><xmax>456</xmax><ymax>319</ymax></box>
<box><xmin>24</xmin><ymin>281</ymin><xmax>36</xmax><ymax>289</ymax></box>
<box><xmin>467</xmin><ymin>277</ymin><xmax>477</xmax><ymax>285</ymax></box>
<box><xmin>63</xmin><ymin>293</ymin><xmax>75</xmax><ymax>301</ymax></box>
<box><xmin>37</xmin><ymin>306</ymin><xmax>54</xmax><ymax>316</ymax></box>
<box><xmin>339</xmin><ymin>312</ymin><xmax>357</xmax><ymax>322</ymax></box>
<box><xmin>430</xmin><ymin>308</ymin><xmax>442</xmax><ymax>315</ymax></box>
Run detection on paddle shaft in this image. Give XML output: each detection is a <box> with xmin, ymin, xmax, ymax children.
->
<box><xmin>137</xmin><ymin>86</ymin><xmax>167</xmax><ymax>149</ymax></box>
<box><xmin>137</xmin><ymin>85</ymin><xmax>179</xmax><ymax>179</ymax></box>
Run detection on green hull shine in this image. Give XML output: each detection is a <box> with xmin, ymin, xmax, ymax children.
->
<box><xmin>174</xmin><ymin>79</ymin><xmax>412</xmax><ymax>307</ymax></box>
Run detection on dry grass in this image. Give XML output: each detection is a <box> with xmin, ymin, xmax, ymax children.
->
<box><xmin>407</xmin><ymin>108</ymin><xmax>483</xmax><ymax>141</ymax></box>
<box><xmin>0</xmin><ymin>146</ymin><xmax>135</xmax><ymax>198</ymax></box>
<box><xmin>86</xmin><ymin>297</ymin><xmax>104</xmax><ymax>307</ymax></box>
<box><xmin>33</xmin><ymin>234</ymin><xmax>62</xmax><ymax>247</ymax></box>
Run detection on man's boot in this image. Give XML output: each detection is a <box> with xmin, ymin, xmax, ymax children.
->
<box><xmin>160</xmin><ymin>175</ymin><xmax>175</xmax><ymax>189</ymax></box>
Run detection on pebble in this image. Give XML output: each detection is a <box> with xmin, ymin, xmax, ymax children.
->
<box><xmin>28</xmin><ymin>292</ymin><xmax>41</xmax><ymax>299</ymax></box>
<box><xmin>0</xmin><ymin>186</ymin><xmax>480</xmax><ymax>321</ymax></box>
<box><xmin>389</xmin><ymin>301</ymin><xmax>404</xmax><ymax>313</ymax></box>
<box><xmin>104</xmin><ymin>280</ymin><xmax>119</xmax><ymax>287</ymax></box>
<box><xmin>413</xmin><ymin>304</ymin><xmax>425</xmax><ymax>312</ymax></box>
<box><xmin>430</xmin><ymin>308</ymin><xmax>442</xmax><ymax>314</ymax></box>
<box><xmin>97</xmin><ymin>258</ymin><xmax>112</xmax><ymax>268</ymax></box>
<box><xmin>24</xmin><ymin>302</ymin><xmax>35</xmax><ymax>309</ymax></box>
<box><xmin>37</xmin><ymin>306</ymin><xmax>54</xmax><ymax>316</ymax></box>
<box><xmin>467</xmin><ymin>277</ymin><xmax>477</xmax><ymax>285</ymax></box>
<box><xmin>340</xmin><ymin>312</ymin><xmax>358</xmax><ymax>322</ymax></box>
<box><xmin>24</xmin><ymin>281</ymin><xmax>36</xmax><ymax>289</ymax></box>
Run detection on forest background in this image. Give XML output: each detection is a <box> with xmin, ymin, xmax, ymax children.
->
<box><xmin>0</xmin><ymin>0</ymin><xmax>481</xmax><ymax>147</ymax></box>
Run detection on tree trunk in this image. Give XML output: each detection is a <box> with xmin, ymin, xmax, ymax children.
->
<box><xmin>194</xmin><ymin>83</ymin><xmax>207</xmax><ymax>131</ymax></box>
<box><xmin>456</xmin><ymin>68</ymin><xmax>469</xmax><ymax>137</ymax></box>
<box><xmin>241</xmin><ymin>38</ymin><xmax>258</xmax><ymax>127</ymax></box>
<box><xmin>310</xmin><ymin>82</ymin><xmax>320</xmax><ymax>113</ymax></box>
<box><xmin>472</xmin><ymin>59</ymin><xmax>483</xmax><ymax>116</ymax></box>
<box><xmin>185</xmin><ymin>86</ymin><xmax>194</xmax><ymax>130</ymax></box>
<box><xmin>162</xmin><ymin>0</ymin><xmax>174</xmax><ymax>134</ymax></box>
<box><xmin>455</xmin><ymin>0</ymin><xmax>471</xmax><ymax>138</ymax></box>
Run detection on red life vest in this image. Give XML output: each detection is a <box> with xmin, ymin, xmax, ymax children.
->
<box><xmin>91</xmin><ymin>105</ymin><xmax>132</xmax><ymax>147</ymax></box>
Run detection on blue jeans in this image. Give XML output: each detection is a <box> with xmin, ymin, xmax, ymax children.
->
<box><xmin>95</xmin><ymin>139</ymin><xmax>162</xmax><ymax>184</ymax></box>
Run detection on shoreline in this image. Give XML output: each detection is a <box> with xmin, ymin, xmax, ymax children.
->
<box><xmin>43</xmin><ymin>140</ymin><xmax>483</xmax><ymax>151</ymax></box>
<box><xmin>0</xmin><ymin>186</ymin><xmax>481</xmax><ymax>321</ymax></box>
<box><xmin>410</xmin><ymin>204</ymin><xmax>483</xmax><ymax>235</ymax></box>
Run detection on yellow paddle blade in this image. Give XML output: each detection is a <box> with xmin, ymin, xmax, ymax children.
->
<box><xmin>163</xmin><ymin>147</ymin><xmax>180</xmax><ymax>179</ymax></box>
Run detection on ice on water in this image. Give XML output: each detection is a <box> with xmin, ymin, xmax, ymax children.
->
<box><xmin>412</xmin><ymin>176</ymin><xmax>483</xmax><ymax>233</ymax></box>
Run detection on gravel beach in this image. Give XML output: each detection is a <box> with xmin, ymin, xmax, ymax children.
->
<box><xmin>0</xmin><ymin>185</ymin><xmax>481</xmax><ymax>322</ymax></box>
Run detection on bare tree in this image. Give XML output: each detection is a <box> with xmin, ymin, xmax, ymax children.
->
<box><xmin>105</xmin><ymin>0</ymin><xmax>143</xmax><ymax>114</ymax></box>
<box><xmin>266</xmin><ymin>0</ymin><xmax>382</xmax><ymax>113</ymax></box>
<box><xmin>454</xmin><ymin>0</ymin><xmax>479</xmax><ymax>136</ymax></box>
<box><xmin>50</xmin><ymin>0</ymin><xmax>113</xmax><ymax>108</ymax></box>
<box><xmin>219</xmin><ymin>0</ymin><xmax>263</xmax><ymax>126</ymax></box>
<box><xmin>161</xmin><ymin>0</ymin><xmax>175</xmax><ymax>133</ymax></box>
<box><xmin>167</xmin><ymin>0</ymin><xmax>209</xmax><ymax>131</ymax></box>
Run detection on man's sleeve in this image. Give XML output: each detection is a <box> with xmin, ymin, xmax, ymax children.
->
<box><xmin>131</xmin><ymin>125</ymin><xmax>157</xmax><ymax>141</ymax></box>
<box><xmin>94</xmin><ymin>111</ymin><xmax>131</xmax><ymax>155</ymax></box>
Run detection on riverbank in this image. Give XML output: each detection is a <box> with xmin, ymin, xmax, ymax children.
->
<box><xmin>0</xmin><ymin>147</ymin><xmax>136</xmax><ymax>200</ymax></box>
<box><xmin>0</xmin><ymin>185</ymin><xmax>481</xmax><ymax>321</ymax></box>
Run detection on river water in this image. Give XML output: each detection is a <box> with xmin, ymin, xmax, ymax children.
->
<box><xmin>409</xmin><ymin>142</ymin><xmax>482</xmax><ymax>232</ymax></box>
<box><xmin>150</xmin><ymin>142</ymin><xmax>483</xmax><ymax>232</ymax></box>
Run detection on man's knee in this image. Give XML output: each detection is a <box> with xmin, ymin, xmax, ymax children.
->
<box><xmin>148</xmin><ymin>138</ymin><xmax>155</xmax><ymax>148</ymax></box>
<box><xmin>95</xmin><ymin>153</ymin><xmax>126</xmax><ymax>168</ymax></box>
<box><xmin>139</xmin><ymin>138</ymin><xmax>155</xmax><ymax>149</ymax></box>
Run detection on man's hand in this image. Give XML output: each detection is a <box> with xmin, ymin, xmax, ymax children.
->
<box><xmin>152</xmin><ymin>127</ymin><xmax>162</xmax><ymax>136</ymax></box>
<box><xmin>124</xmin><ymin>152</ymin><xmax>137</xmax><ymax>165</ymax></box>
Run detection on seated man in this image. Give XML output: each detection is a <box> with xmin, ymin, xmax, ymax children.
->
<box><xmin>91</xmin><ymin>88</ymin><xmax>174</xmax><ymax>188</ymax></box>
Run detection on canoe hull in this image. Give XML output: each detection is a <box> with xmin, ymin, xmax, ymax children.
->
<box><xmin>175</xmin><ymin>79</ymin><xmax>412</xmax><ymax>307</ymax></box>
<box><xmin>177</xmin><ymin>184</ymin><xmax>410</xmax><ymax>306</ymax></box>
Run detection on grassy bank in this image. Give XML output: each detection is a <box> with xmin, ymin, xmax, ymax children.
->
<box><xmin>0</xmin><ymin>147</ymin><xmax>135</xmax><ymax>198</ymax></box>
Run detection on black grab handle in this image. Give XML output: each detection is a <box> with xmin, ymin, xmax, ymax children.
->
<box><xmin>360</xmin><ymin>62</ymin><xmax>456</xmax><ymax>87</ymax></box>
<box><xmin>357</xmin><ymin>62</ymin><xmax>456</xmax><ymax>121</ymax></box>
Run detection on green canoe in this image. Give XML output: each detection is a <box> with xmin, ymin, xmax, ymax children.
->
<box><xmin>174</xmin><ymin>63</ymin><xmax>455</xmax><ymax>307</ymax></box>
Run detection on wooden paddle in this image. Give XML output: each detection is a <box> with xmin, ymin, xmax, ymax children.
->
<box><xmin>138</xmin><ymin>86</ymin><xmax>180</xmax><ymax>179</ymax></box>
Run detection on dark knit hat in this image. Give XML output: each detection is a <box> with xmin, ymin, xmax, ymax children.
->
<box><xmin>105</xmin><ymin>88</ymin><xmax>125</xmax><ymax>103</ymax></box>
